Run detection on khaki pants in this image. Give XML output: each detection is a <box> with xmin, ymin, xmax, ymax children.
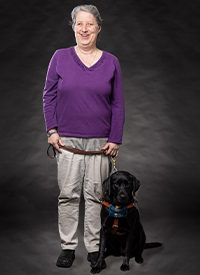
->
<box><xmin>56</xmin><ymin>137</ymin><xmax>110</xmax><ymax>252</ymax></box>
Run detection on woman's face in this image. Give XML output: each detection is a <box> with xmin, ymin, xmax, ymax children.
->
<box><xmin>74</xmin><ymin>11</ymin><xmax>101</xmax><ymax>48</ymax></box>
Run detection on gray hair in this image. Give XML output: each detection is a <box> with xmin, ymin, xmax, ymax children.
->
<box><xmin>70</xmin><ymin>5</ymin><xmax>103</xmax><ymax>31</ymax></box>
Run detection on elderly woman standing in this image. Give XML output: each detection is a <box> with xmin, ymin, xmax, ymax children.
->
<box><xmin>43</xmin><ymin>4</ymin><xmax>125</xmax><ymax>269</ymax></box>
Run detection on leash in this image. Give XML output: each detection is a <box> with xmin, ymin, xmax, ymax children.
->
<box><xmin>110</xmin><ymin>157</ymin><xmax>117</xmax><ymax>174</ymax></box>
<box><xmin>47</xmin><ymin>144</ymin><xmax>106</xmax><ymax>159</ymax></box>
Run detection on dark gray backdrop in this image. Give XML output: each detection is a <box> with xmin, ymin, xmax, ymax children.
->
<box><xmin>1</xmin><ymin>0</ymin><xmax>200</xmax><ymax>274</ymax></box>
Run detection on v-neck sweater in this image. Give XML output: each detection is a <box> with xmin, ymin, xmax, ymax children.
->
<box><xmin>43</xmin><ymin>47</ymin><xmax>125</xmax><ymax>144</ymax></box>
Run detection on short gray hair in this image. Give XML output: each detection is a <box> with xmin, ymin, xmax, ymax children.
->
<box><xmin>70</xmin><ymin>5</ymin><xmax>103</xmax><ymax>30</ymax></box>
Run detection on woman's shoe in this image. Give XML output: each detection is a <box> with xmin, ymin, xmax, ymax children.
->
<box><xmin>56</xmin><ymin>249</ymin><xmax>75</xmax><ymax>268</ymax></box>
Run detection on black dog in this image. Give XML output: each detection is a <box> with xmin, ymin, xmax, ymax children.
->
<box><xmin>91</xmin><ymin>171</ymin><xmax>156</xmax><ymax>273</ymax></box>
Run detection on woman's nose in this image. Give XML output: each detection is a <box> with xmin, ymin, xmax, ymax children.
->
<box><xmin>81</xmin><ymin>24</ymin><xmax>88</xmax><ymax>32</ymax></box>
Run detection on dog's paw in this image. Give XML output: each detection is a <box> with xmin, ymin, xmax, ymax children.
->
<box><xmin>135</xmin><ymin>254</ymin><xmax>144</xmax><ymax>264</ymax></box>
<box><xmin>120</xmin><ymin>264</ymin><xmax>130</xmax><ymax>271</ymax></box>
<box><xmin>91</xmin><ymin>266</ymin><xmax>102</xmax><ymax>274</ymax></box>
<box><xmin>90</xmin><ymin>259</ymin><xmax>106</xmax><ymax>274</ymax></box>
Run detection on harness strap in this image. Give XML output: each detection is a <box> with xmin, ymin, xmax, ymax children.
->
<box><xmin>102</xmin><ymin>201</ymin><xmax>137</xmax><ymax>236</ymax></box>
<box><xmin>102</xmin><ymin>201</ymin><xmax>136</xmax><ymax>210</ymax></box>
<box><xmin>102</xmin><ymin>201</ymin><xmax>110</xmax><ymax>208</ymax></box>
<box><xmin>112</xmin><ymin>219</ymin><xmax>125</xmax><ymax>235</ymax></box>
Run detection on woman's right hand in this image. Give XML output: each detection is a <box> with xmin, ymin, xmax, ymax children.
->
<box><xmin>48</xmin><ymin>132</ymin><xmax>65</xmax><ymax>153</ymax></box>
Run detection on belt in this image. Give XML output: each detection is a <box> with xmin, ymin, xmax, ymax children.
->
<box><xmin>47</xmin><ymin>144</ymin><xmax>106</xmax><ymax>159</ymax></box>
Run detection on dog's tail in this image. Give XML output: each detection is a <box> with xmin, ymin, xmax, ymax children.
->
<box><xmin>144</xmin><ymin>242</ymin><xmax>162</xmax><ymax>249</ymax></box>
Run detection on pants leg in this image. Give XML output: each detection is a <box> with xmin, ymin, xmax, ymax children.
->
<box><xmin>56</xmin><ymin>137</ymin><xmax>85</xmax><ymax>250</ymax></box>
<box><xmin>56</xmin><ymin>137</ymin><xmax>110</xmax><ymax>251</ymax></box>
<box><xmin>83</xmin><ymin>138</ymin><xmax>110</xmax><ymax>252</ymax></box>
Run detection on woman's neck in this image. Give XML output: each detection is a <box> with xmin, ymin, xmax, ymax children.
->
<box><xmin>75</xmin><ymin>44</ymin><xmax>97</xmax><ymax>55</ymax></box>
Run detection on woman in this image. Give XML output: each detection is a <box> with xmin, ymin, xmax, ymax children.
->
<box><xmin>43</xmin><ymin>4</ymin><xmax>125</xmax><ymax>269</ymax></box>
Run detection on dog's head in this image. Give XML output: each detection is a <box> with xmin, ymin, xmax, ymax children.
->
<box><xmin>103</xmin><ymin>171</ymin><xmax>141</xmax><ymax>206</ymax></box>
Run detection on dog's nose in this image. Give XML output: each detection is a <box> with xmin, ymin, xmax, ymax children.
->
<box><xmin>119</xmin><ymin>193</ymin><xmax>127</xmax><ymax>199</ymax></box>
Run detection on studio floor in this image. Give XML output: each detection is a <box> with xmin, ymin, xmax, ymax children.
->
<box><xmin>1</xmin><ymin>198</ymin><xmax>200</xmax><ymax>275</ymax></box>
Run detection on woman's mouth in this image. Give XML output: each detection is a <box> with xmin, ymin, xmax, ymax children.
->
<box><xmin>81</xmin><ymin>34</ymin><xmax>89</xmax><ymax>38</ymax></box>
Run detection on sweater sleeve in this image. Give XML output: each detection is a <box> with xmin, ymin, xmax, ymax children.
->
<box><xmin>43</xmin><ymin>51</ymin><xmax>59</xmax><ymax>132</ymax></box>
<box><xmin>108</xmin><ymin>59</ymin><xmax>125</xmax><ymax>144</ymax></box>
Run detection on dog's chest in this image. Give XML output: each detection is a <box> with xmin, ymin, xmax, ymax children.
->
<box><xmin>109</xmin><ymin>205</ymin><xmax>128</xmax><ymax>218</ymax></box>
<box><xmin>110</xmin><ymin>215</ymin><xmax>130</xmax><ymax>235</ymax></box>
<box><xmin>102</xmin><ymin>201</ymin><xmax>137</xmax><ymax>235</ymax></box>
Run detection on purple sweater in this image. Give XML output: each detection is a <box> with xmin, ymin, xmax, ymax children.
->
<box><xmin>43</xmin><ymin>47</ymin><xmax>125</xmax><ymax>144</ymax></box>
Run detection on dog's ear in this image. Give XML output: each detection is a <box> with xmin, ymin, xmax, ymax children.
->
<box><xmin>102</xmin><ymin>176</ymin><xmax>111</xmax><ymax>199</ymax></box>
<box><xmin>132</xmin><ymin>175</ymin><xmax>141</xmax><ymax>193</ymax></box>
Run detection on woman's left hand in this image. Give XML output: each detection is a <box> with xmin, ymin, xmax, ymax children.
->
<box><xmin>101</xmin><ymin>142</ymin><xmax>120</xmax><ymax>158</ymax></box>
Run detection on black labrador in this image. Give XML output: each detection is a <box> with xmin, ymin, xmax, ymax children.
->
<box><xmin>91</xmin><ymin>171</ymin><xmax>160</xmax><ymax>273</ymax></box>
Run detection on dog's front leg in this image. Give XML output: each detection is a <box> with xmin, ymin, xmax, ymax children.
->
<box><xmin>121</xmin><ymin>256</ymin><xmax>131</xmax><ymax>271</ymax></box>
<box><xmin>90</xmin><ymin>227</ymin><xmax>107</xmax><ymax>274</ymax></box>
<box><xmin>120</xmin><ymin>232</ymin><xmax>133</xmax><ymax>271</ymax></box>
<box><xmin>121</xmin><ymin>212</ymin><xmax>138</xmax><ymax>271</ymax></box>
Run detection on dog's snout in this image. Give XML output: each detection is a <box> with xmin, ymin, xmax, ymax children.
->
<box><xmin>118</xmin><ymin>191</ymin><xmax>128</xmax><ymax>200</ymax></box>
